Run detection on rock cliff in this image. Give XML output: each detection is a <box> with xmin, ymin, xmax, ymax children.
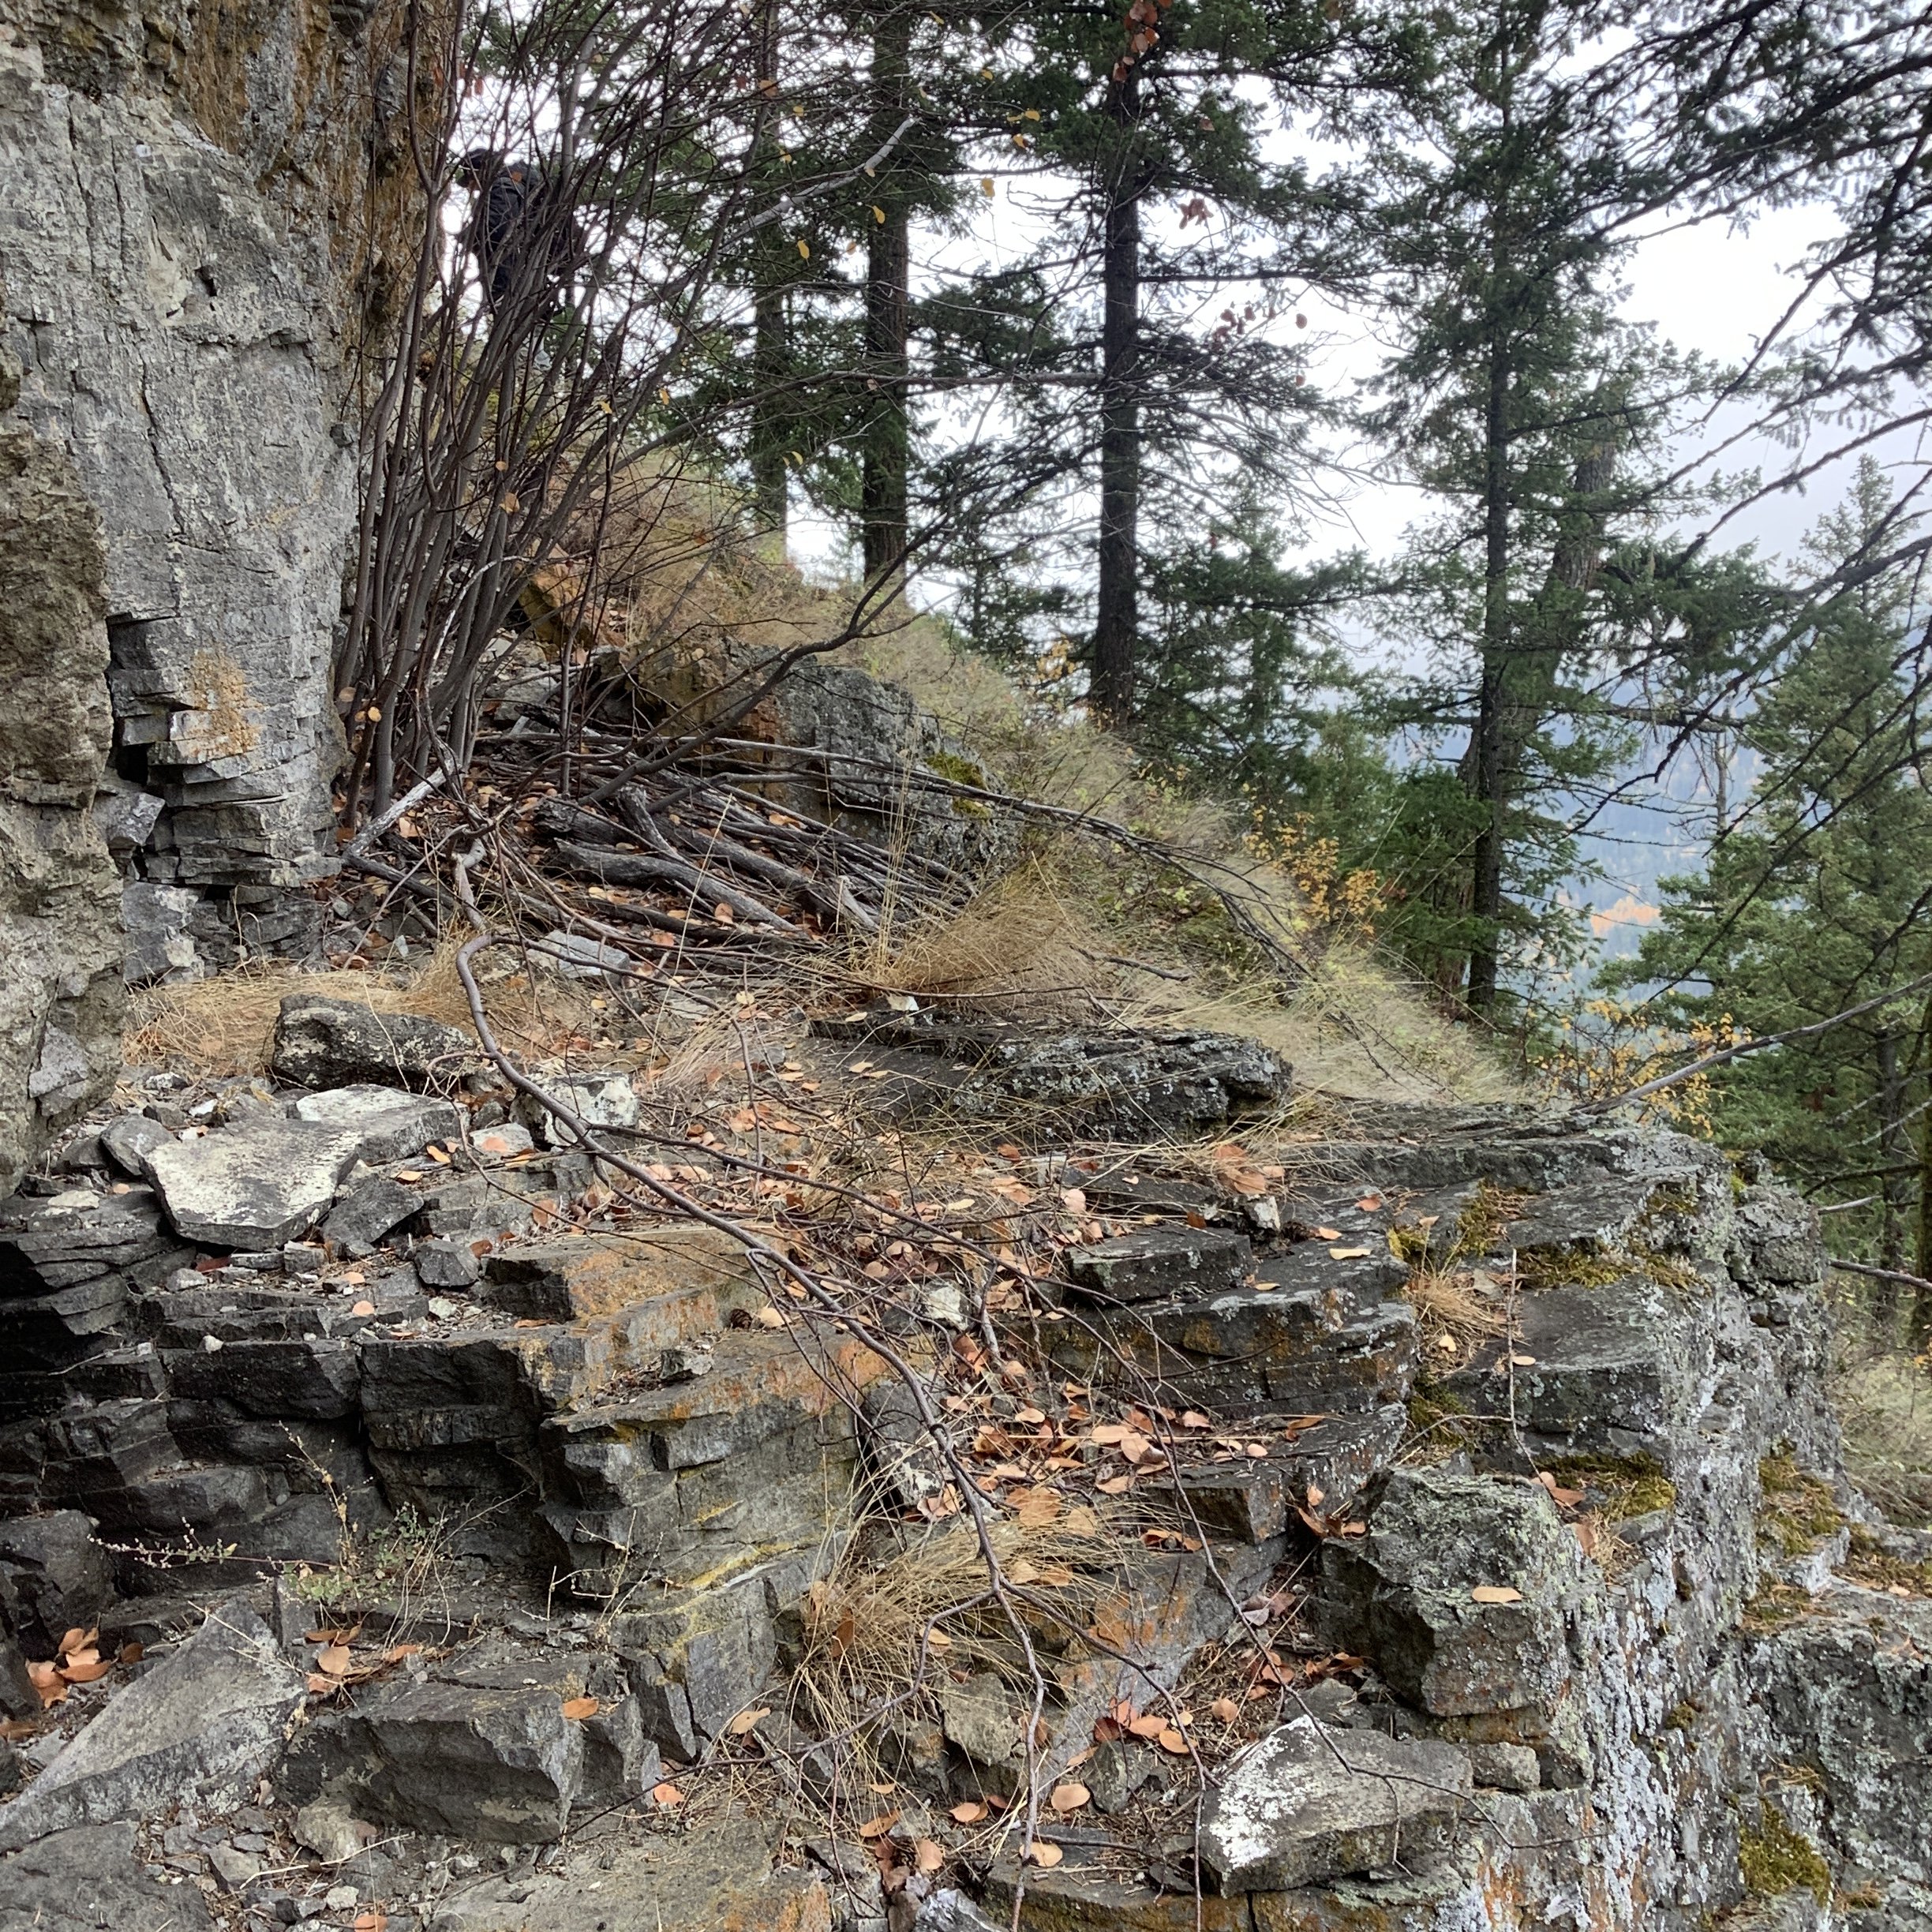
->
<box><xmin>0</xmin><ymin>0</ymin><xmax>436</xmax><ymax>1181</ymax></box>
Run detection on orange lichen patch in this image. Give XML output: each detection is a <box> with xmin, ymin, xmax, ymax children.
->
<box><xmin>171</xmin><ymin>646</ymin><xmax>259</xmax><ymax>764</ymax></box>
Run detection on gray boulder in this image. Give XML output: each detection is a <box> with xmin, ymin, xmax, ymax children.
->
<box><xmin>99</xmin><ymin>1113</ymin><xmax>170</xmax><ymax>1179</ymax></box>
<box><xmin>146</xmin><ymin>1117</ymin><xmax>365</xmax><ymax>1249</ymax></box>
<box><xmin>1316</xmin><ymin>1468</ymin><xmax>1592</xmax><ymax>1717</ymax></box>
<box><xmin>0</xmin><ymin>1596</ymin><xmax>304</xmax><ymax>1848</ymax></box>
<box><xmin>271</xmin><ymin>994</ymin><xmax>472</xmax><ymax>1091</ymax></box>
<box><xmin>1194</xmin><ymin>1715</ymin><xmax>1470</xmax><ymax>1892</ymax></box>
<box><xmin>0</xmin><ymin>1822</ymin><xmax>212</xmax><ymax>1930</ymax></box>
<box><xmin>0</xmin><ymin>1511</ymin><xmax>114</xmax><ymax>1657</ymax></box>
<box><xmin>1064</xmin><ymin>1226</ymin><xmax>1252</xmax><ymax>1305</ymax></box>
<box><xmin>321</xmin><ymin>1177</ymin><xmax>421</xmax><ymax>1259</ymax></box>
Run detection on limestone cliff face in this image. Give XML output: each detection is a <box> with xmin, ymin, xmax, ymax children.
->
<box><xmin>0</xmin><ymin>0</ymin><xmax>437</xmax><ymax>1174</ymax></box>
<box><xmin>0</xmin><ymin>310</ymin><xmax>123</xmax><ymax>1191</ymax></box>
<box><xmin>0</xmin><ymin>0</ymin><xmax>435</xmax><ymax>971</ymax></box>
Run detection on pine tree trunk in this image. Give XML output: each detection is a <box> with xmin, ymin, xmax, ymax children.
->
<box><xmin>1092</xmin><ymin>70</ymin><xmax>1142</xmax><ymax>726</ymax></box>
<box><xmin>861</xmin><ymin>4</ymin><xmax>912</xmax><ymax>587</ymax></box>
<box><xmin>1466</xmin><ymin>327</ymin><xmax>1511</xmax><ymax>1014</ymax></box>
<box><xmin>750</xmin><ymin>0</ymin><xmax>788</xmax><ymax>539</ymax></box>
<box><xmin>1915</xmin><ymin>987</ymin><xmax>1932</xmax><ymax>1335</ymax></box>
<box><xmin>1878</xmin><ymin>1028</ymin><xmax>1910</xmax><ymax>1282</ymax></box>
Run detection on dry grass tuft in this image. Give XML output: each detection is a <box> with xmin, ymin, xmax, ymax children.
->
<box><xmin>124</xmin><ymin>945</ymin><xmax>610</xmax><ymax>1080</ymax></box>
<box><xmin>1837</xmin><ymin>1346</ymin><xmax>1932</xmax><ymax>1528</ymax></box>
<box><xmin>852</xmin><ymin>865</ymin><xmax>1123</xmax><ymax>1022</ymax></box>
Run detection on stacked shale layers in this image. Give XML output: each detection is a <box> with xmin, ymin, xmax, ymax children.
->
<box><xmin>0</xmin><ymin>1063</ymin><xmax>1926</xmax><ymax>1928</ymax></box>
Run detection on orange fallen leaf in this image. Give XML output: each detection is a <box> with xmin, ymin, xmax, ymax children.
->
<box><xmin>1329</xmin><ymin>1245</ymin><xmax>1373</xmax><ymax>1260</ymax></box>
<box><xmin>58</xmin><ymin>1657</ymin><xmax>112</xmax><ymax>1684</ymax></box>
<box><xmin>857</xmin><ymin>1810</ymin><xmax>900</xmax><ymax>1839</ymax></box>
<box><xmin>1157</xmin><ymin>1728</ymin><xmax>1189</xmax><ymax>1754</ymax></box>
<box><xmin>118</xmin><ymin>1642</ymin><xmax>143</xmax><ymax>1666</ymax></box>
<box><xmin>305</xmin><ymin>1626</ymin><xmax>362</xmax><ymax>1645</ymax></box>
<box><xmin>562</xmin><ymin>1696</ymin><xmax>600</xmax><ymax>1721</ymax></box>
<box><xmin>350</xmin><ymin>1300</ymin><xmax>376</xmax><ymax>1316</ymax></box>
<box><xmin>1310</xmin><ymin>1226</ymin><xmax>1342</xmax><ymax>1241</ymax></box>
<box><xmin>1048</xmin><ymin>1783</ymin><xmax>1089</xmax><ymax>1813</ymax></box>
<box><xmin>650</xmin><ymin>1781</ymin><xmax>684</xmax><ymax>1807</ymax></box>
<box><xmin>1211</xmin><ymin>1696</ymin><xmax>1242</xmax><ymax>1724</ymax></box>
<box><xmin>1354</xmin><ymin>1194</ymin><xmax>1383</xmax><ymax>1211</ymax></box>
<box><xmin>1027</xmin><ymin>1843</ymin><xmax>1063</xmax><ymax>1868</ymax></box>
<box><xmin>58</xmin><ymin>1627</ymin><xmax>92</xmax><ymax>1657</ymax></box>
<box><xmin>949</xmin><ymin>1801</ymin><xmax>988</xmax><ymax>1824</ymax></box>
<box><xmin>353</xmin><ymin>1914</ymin><xmax>388</xmax><ymax>1932</ymax></box>
<box><xmin>726</xmin><ymin>1706</ymin><xmax>770</xmax><ymax>1736</ymax></box>
<box><xmin>1536</xmin><ymin>1471</ymin><xmax>1586</xmax><ymax>1509</ymax></box>
<box><xmin>1095</xmin><ymin>1475</ymin><xmax>1133</xmax><ymax>1495</ymax></box>
<box><xmin>915</xmin><ymin>1838</ymin><xmax>945</xmax><ymax>1875</ymax></box>
<box><xmin>316</xmin><ymin>1644</ymin><xmax>354</xmax><ymax>1676</ymax></box>
<box><xmin>1126</xmin><ymin>1713</ymin><xmax>1167</xmax><ymax>1739</ymax></box>
<box><xmin>1470</xmin><ymin>1585</ymin><xmax>1523</xmax><ymax>1604</ymax></box>
<box><xmin>25</xmin><ymin>1661</ymin><xmax>66</xmax><ymax>1707</ymax></box>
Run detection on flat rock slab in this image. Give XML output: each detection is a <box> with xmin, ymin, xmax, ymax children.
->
<box><xmin>480</xmin><ymin>1225</ymin><xmax>758</xmax><ymax>1324</ymax></box>
<box><xmin>271</xmin><ymin>993</ymin><xmax>472</xmax><ymax>1091</ymax></box>
<box><xmin>290</xmin><ymin>1084</ymin><xmax>462</xmax><ymax>1163</ymax></box>
<box><xmin>425</xmin><ymin>1817</ymin><xmax>832</xmax><ymax>1930</ymax></box>
<box><xmin>810</xmin><ymin>1012</ymin><xmax>1290</xmax><ymax>1138</ymax></box>
<box><xmin>0</xmin><ymin>1822</ymin><xmax>212</xmax><ymax>1930</ymax></box>
<box><xmin>1196</xmin><ymin>1716</ymin><xmax>1470</xmax><ymax>1893</ymax></box>
<box><xmin>146</xmin><ymin>1118</ymin><xmax>365</xmax><ymax>1250</ymax></box>
<box><xmin>1065</xmin><ymin>1227</ymin><xmax>1252</xmax><ymax>1305</ymax></box>
<box><xmin>0</xmin><ymin>1596</ymin><xmax>303</xmax><ymax>1848</ymax></box>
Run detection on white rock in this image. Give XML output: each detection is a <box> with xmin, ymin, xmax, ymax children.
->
<box><xmin>290</xmin><ymin>1085</ymin><xmax>463</xmax><ymax>1165</ymax></box>
<box><xmin>145</xmin><ymin>1118</ymin><xmax>365</xmax><ymax>1250</ymax></box>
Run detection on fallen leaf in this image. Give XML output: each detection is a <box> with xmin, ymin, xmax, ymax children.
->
<box><xmin>1354</xmin><ymin>1194</ymin><xmax>1384</xmax><ymax>1211</ymax></box>
<box><xmin>857</xmin><ymin>1810</ymin><xmax>900</xmax><ymax>1839</ymax></box>
<box><xmin>562</xmin><ymin>1696</ymin><xmax>600</xmax><ymax>1721</ymax></box>
<box><xmin>1116</xmin><ymin>1428</ymin><xmax>1153</xmax><ymax>1465</ymax></box>
<box><xmin>726</xmin><ymin>1706</ymin><xmax>770</xmax><ymax>1736</ymax></box>
<box><xmin>58</xmin><ymin>1628</ymin><xmax>88</xmax><ymax>1657</ymax></box>
<box><xmin>1065</xmin><ymin>1743</ymin><xmax>1095</xmax><ymax>1769</ymax></box>
<box><xmin>650</xmin><ymin>1781</ymin><xmax>684</xmax><ymax>1807</ymax></box>
<box><xmin>1470</xmin><ymin>1585</ymin><xmax>1523</xmax><ymax>1604</ymax></box>
<box><xmin>1536</xmin><ymin>1471</ymin><xmax>1586</xmax><ymax>1508</ymax></box>
<box><xmin>949</xmin><ymin>1801</ymin><xmax>988</xmax><ymax>1824</ymax></box>
<box><xmin>1062</xmin><ymin>1505</ymin><xmax>1101</xmax><ymax>1537</ymax></box>
<box><xmin>1095</xmin><ymin>1475</ymin><xmax>1133</xmax><ymax>1495</ymax></box>
<box><xmin>1510</xmin><ymin>1354</ymin><xmax>1537</xmax><ymax>1367</ymax></box>
<box><xmin>118</xmin><ymin>1642</ymin><xmax>143</xmax><ymax>1666</ymax></box>
<box><xmin>58</xmin><ymin>1657</ymin><xmax>112</xmax><ymax>1683</ymax></box>
<box><xmin>1126</xmin><ymin>1713</ymin><xmax>1167</xmax><ymax>1738</ymax></box>
<box><xmin>915</xmin><ymin>1837</ymin><xmax>945</xmax><ymax>1875</ymax></box>
<box><xmin>316</xmin><ymin>1644</ymin><xmax>354</xmax><ymax>1676</ymax></box>
<box><xmin>1181</xmin><ymin>1410</ymin><xmax>1211</xmax><ymax>1429</ymax></box>
<box><xmin>1574</xmin><ymin>1515</ymin><xmax>1602</xmax><ymax>1558</ymax></box>
<box><xmin>1157</xmin><ymin>1728</ymin><xmax>1189</xmax><ymax>1754</ymax></box>
<box><xmin>1027</xmin><ymin>1843</ymin><xmax>1063</xmax><ymax>1868</ymax></box>
<box><xmin>754</xmin><ymin>1306</ymin><xmax>788</xmax><ymax>1328</ymax></box>
<box><xmin>1328</xmin><ymin>1245</ymin><xmax>1373</xmax><ymax>1260</ymax></box>
<box><xmin>1060</xmin><ymin>1188</ymin><xmax>1087</xmax><ymax>1214</ymax></box>
<box><xmin>1223</xmin><ymin>1168</ymin><xmax>1269</xmax><ymax>1197</ymax></box>
<box><xmin>1049</xmin><ymin>1783</ymin><xmax>1090</xmax><ymax>1813</ymax></box>
<box><xmin>1211</xmin><ymin>1696</ymin><xmax>1242</xmax><ymax>1724</ymax></box>
<box><xmin>305</xmin><ymin>1626</ymin><xmax>362</xmax><ymax>1645</ymax></box>
<box><xmin>1311</xmin><ymin>1226</ymin><xmax>1342</xmax><ymax>1241</ymax></box>
<box><xmin>1013</xmin><ymin>1488</ymin><xmax>1060</xmax><ymax>1530</ymax></box>
<box><xmin>353</xmin><ymin>1915</ymin><xmax>388</xmax><ymax>1932</ymax></box>
<box><xmin>25</xmin><ymin>1661</ymin><xmax>67</xmax><ymax>1707</ymax></box>
<box><xmin>0</xmin><ymin>1719</ymin><xmax>32</xmax><ymax>1741</ymax></box>
<box><xmin>350</xmin><ymin>1300</ymin><xmax>376</xmax><ymax>1316</ymax></box>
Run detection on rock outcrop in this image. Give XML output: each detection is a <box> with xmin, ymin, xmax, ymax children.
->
<box><xmin>0</xmin><ymin>1074</ymin><xmax>1926</xmax><ymax>1929</ymax></box>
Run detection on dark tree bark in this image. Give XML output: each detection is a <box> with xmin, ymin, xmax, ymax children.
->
<box><xmin>1092</xmin><ymin>68</ymin><xmax>1143</xmax><ymax>727</ymax></box>
<box><xmin>750</xmin><ymin>0</ymin><xmax>789</xmax><ymax>538</ymax></box>
<box><xmin>861</xmin><ymin>3</ymin><xmax>912</xmax><ymax>586</ymax></box>
<box><xmin>1465</xmin><ymin>316</ymin><xmax>1511</xmax><ymax>1014</ymax></box>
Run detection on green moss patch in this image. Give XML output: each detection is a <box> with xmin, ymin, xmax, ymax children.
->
<box><xmin>1759</xmin><ymin>1453</ymin><xmax>1844</xmax><ymax>1556</ymax></box>
<box><xmin>1739</xmin><ymin>1810</ymin><xmax>1831</xmax><ymax>1904</ymax></box>
<box><xmin>1549</xmin><ymin>1451</ymin><xmax>1678</xmax><ymax>1522</ymax></box>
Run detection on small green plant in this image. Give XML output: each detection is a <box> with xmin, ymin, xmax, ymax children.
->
<box><xmin>1739</xmin><ymin>1809</ymin><xmax>1831</xmax><ymax>1904</ymax></box>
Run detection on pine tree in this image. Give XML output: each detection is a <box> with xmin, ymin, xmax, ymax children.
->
<box><xmin>1607</xmin><ymin>462</ymin><xmax>1932</xmax><ymax>1298</ymax></box>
